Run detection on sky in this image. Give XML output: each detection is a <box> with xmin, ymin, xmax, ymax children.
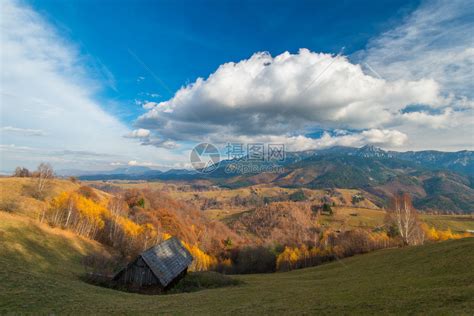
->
<box><xmin>1</xmin><ymin>0</ymin><xmax>473</xmax><ymax>172</ymax></box>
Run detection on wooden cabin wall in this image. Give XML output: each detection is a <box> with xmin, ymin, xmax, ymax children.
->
<box><xmin>164</xmin><ymin>268</ymin><xmax>188</xmax><ymax>290</ymax></box>
<box><xmin>116</xmin><ymin>257</ymin><xmax>161</xmax><ymax>288</ymax></box>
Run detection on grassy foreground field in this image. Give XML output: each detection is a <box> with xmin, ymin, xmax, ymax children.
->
<box><xmin>1</xmin><ymin>212</ymin><xmax>473</xmax><ymax>314</ymax></box>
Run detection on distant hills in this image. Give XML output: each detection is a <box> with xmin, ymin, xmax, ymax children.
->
<box><xmin>57</xmin><ymin>166</ymin><xmax>156</xmax><ymax>177</ymax></box>
<box><xmin>283</xmin><ymin>145</ymin><xmax>473</xmax><ymax>176</ymax></box>
<box><xmin>76</xmin><ymin>146</ymin><xmax>474</xmax><ymax>213</ymax></box>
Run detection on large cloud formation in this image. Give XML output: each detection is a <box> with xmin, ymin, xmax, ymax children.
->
<box><xmin>136</xmin><ymin>49</ymin><xmax>443</xmax><ymax>149</ymax></box>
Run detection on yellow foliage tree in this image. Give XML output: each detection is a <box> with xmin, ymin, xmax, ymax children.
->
<box><xmin>48</xmin><ymin>191</ymin><xmax>161</xmax><ymax>258</ymax></box>
<box><xmin>49</xmin><ymin>191</ymin><xmax>108</xmax><ymax>238</ymax></box>
<box><xmin>162</xmin><ymin>233</ymin><xmax>217</xmax><ymax>271</ymax></box>
<box><xmin>276</xmin><ymin>246</ymin><xmax>303</xmax><ymax>271</ymax></box>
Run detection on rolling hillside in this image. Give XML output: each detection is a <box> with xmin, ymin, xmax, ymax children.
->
<box><xmin>220</xmin><ymin>155</ymin><xmax>474</xmax><ymax>213</ymax></box>
<box><xmin>84</xmin><ymin>180</ymin><xmax>474</xmax><ymax>232</ymax></box>
<box><xmin>0</xmin><ymin>178</ymin><xmax>81</xmax><ymax>218</ymax></box>
<box><xmin>0</xmin><ymin>177</ymin><xmax>109</xmax><ymax>218</ymax></box>
<box><xmin>1</xmin><ymin>211</ymin><xmax>473</xmax><ymax>314</ymax></box>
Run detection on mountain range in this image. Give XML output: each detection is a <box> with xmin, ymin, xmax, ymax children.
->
<box><xmin>77</xmin><ymin>146</ymin><xmax>474</xmax><ymax>213</ymax></box>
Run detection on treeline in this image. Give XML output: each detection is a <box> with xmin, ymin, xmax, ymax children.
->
<box><xmin>215</xmin><ymin>224</ymin><xmax>469</xmax><ymax>274</ymax></box>
<box><xmin>213</xmin><ymin>229</ymin><xmax>393</xmax><ymax>274</ymax></box>
<box><xmin>196</xmin><ymin>189</ymin><xmax>310</xmax><ymax>211</ymax></box>
<box><xmin>275</xmin><ymin>229</ymin><xmax>393</xmax><ymax>272</ymax></box>
<box><xmin>43</xmin><ymin>190</ymin><xmax>159</xmax><ymax>258</ymax></box>
<box><xmin>41</xmin><ymin>184</ymin><xmax>241</xmax><ymax>271</ymax></box>
<box><xmin>44</xmin><ymin>187</ymin><xmax>233</xmax><ymax>271</ymax></box>
<box><xmin>215</xmin><ymin>194</ymin><xmax>471</xmax><ymax>274</ymax></box>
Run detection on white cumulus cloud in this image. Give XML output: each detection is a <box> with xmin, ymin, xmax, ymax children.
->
<box><xmin>136</xmin><ymin>49</ymin><xmax>446</xmax><ymax>149</ymax></box>
<box><xmin>124</xmin><ymin>128</ymin><xmax>151</xmax><ymax>138</ymax></box>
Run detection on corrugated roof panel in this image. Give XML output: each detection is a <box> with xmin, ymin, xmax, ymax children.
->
<box><xmin>141</xmin><ymin>237</ymin><xmax>193</xmax><ymax>287</ymax></box>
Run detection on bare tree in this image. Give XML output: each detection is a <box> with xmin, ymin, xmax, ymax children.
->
<box><xmin>35</xmin><ymin>163</ymin><xmax>54</xmax><ymax>198</ymax></box>
<box><xmin>386</xmin><ymin>193</ymin><xmax>424</xmax><ymax>246</ymax></box>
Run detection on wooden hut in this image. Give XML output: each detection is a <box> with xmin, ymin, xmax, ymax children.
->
<box><xmin>113</xmin><ymin>237</ymin><xmax>193</xmax><ymax>291</ymax></box>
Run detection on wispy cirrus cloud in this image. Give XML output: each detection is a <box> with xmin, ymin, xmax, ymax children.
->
<box><xmin>1</xmin><ymin>126</ymin><xmax>45</xmax><ymax>136</ymax></box>
<box><xmin>360</xmin><ymin>0</ymin><xmax>474</xmax><ymax>99</ymax></box>
<box><xmin>0</xmin><ymin>0</ymin><xmax>186</xmax><ymax>171</ymax></box>
<box><xmin>359</xmin><ymin>0</ymin><xmax>474</xmax><ymax>150</ymax></box>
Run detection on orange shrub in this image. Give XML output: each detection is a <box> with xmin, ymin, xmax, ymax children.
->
<box><xmin>422</xmin><ymin>224</ymin><xmax>471</xmax><ymax>241</ymax></box>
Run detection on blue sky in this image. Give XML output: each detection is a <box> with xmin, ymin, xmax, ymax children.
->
<box><xmin>1</xmin><ymin>0</ymin><xmax>473</xmax><ymax>172</ymax></box>
<box><xmin>28</xmin><ymin>0</ymin><xmax>420</xmax><ymax>123</ymax></box>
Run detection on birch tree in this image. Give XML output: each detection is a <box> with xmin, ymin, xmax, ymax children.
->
<box><xmin>386</xmin><ymin>193</ymin><xmax>424</xmax><ymax>245</ymax></box>
<box><xmin>35</xmin><ymin>163</ymin><xmax>54</xmax><ymax>198</ymax></box>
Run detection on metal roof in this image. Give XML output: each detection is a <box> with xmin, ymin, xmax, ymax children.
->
<box><xmin>140</xmin><ymin>237</ymin><xmax>193</xmax><ymax>287</ymax></box>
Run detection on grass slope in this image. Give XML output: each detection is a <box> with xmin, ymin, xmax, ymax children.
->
<box><xmin>0</xmin><ymin>178</ymin><xmax>110</xmax><ymax>218</ymax></box>
<box><xmin>0</xmin><ymin>212</ymin><xmax>473</xmax><ymax>314</ymax></box>
<box><xmin>0</xmin><ymin>178</ymin><xmax>78</xmax><ymax>217</ymax></box>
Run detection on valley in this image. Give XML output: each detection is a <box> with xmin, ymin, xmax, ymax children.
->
<box><xmin>85</xmin><ymin>180</ymin><xmax>474</xmax><ymax>232</ymax></box>
<box><xmin>1</xmin><ymin>158</ymin><xmax>473</xmax><ymax>313</ymax></box>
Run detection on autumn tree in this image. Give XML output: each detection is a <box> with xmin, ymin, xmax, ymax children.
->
<box><xmin>13</xmin><ymin>166</ymin><xmax>30</xmax><ymax>177</ymax></box>
<box><xmin>34</xmin><ymin>163</ymin><xmax>54</xmax><ymax>198</ymax></box>
<box><xmin>322</xmin><ymin>203</ymin><xmax>333</xmax><ymax>215</ymax></box>
<box><xmin>77</xmin><ymin>186</ymin><xmax>100</xmax><ymax>202</ymax></box>
<box><xmin>108</xmin><ymin>196</ymin><xmax>128</xmax><ymax>217</ymax></box>
<box><xmin>421</xmin><ymin>224</ymin><xmax>471</xmax><ymax>241</ymax></box>
<box><xmin>123</xmin><ymin>189</ymin><xmax>145</xmax><ymax>208</ymax></box>
<box><xmin>45</xmin><ymin>187</ymin><xmax>241</xmax><ymax>263</ymax></box>
<box><xmin>68</xmin><ymin>176</ymin><xmax>78</xmax><ymax>183</ymax></box>
<box><xmin>48</xmin><ymin>191</ymin><xmax>107</xmax><ymax>238</ymax></box>
<box><xmin>289</xmin><ymin>189</ymin><xmax>307</xmax><ymax>202</ymax></box>
<box><xmin>102</xmin><ymin>197</ymin><xmax>130</xmax><ymax>252</ymax></box>
<box><xmin>230</xmin><ymin>246</ymin><xmax>276</xmax><ymax>274</ymax></box>
<box><xmin>224</xmin><ymin>237</ymin><xmax>233</xmax><ymax>248</ymax></box>
<box><xmin>385</xmin><ymin>193</ymin><xmax>424</xmax><ymax>246</ymax></box>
